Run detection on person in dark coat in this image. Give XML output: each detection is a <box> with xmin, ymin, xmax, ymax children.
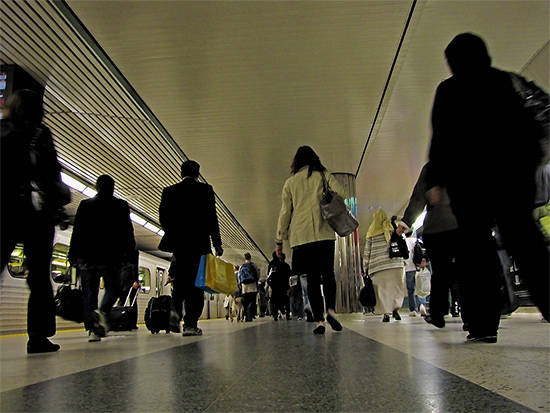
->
<box><xmin>1</xmin><ymin>89</ymin><xmax>67</xmax><ymax>354</ymax></box>
<box><xmin>426</xmin><ymin>33</ymin><xmax>549</xmax><ymax>343</ymax></box>
<box><xmin>69</xmin><ymin>174</ymin><xmax>137</xmax><ymax>342</ymax></box>
<box><xmin>159</xmin><ymin>160</ymin><xmax>223</xmax><ymax>336</ymax></box>
<box><xmin>267</xmin><ymin>250</ymin><xmax>291</xmax><ymax>320</ymax></box>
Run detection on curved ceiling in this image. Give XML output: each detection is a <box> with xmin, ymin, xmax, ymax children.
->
<box><xmin>1</xmin><ymin>0</ymin><xmax>548</xmax><ymax>271</ymax></box>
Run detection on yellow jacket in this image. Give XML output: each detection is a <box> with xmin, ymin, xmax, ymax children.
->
<box><xmin>277</xmin><ymin>167</ymin><xmax>344</xmax><ymax>249</ymax></box>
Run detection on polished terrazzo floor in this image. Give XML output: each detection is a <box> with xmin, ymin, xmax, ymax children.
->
<box><xmin>1</xmin><ymin>310</ymin><xmax>548</xmax><ymax>412</ymax></box>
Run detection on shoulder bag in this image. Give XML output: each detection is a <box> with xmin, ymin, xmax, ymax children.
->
<box><xmin>320</xmin><ymin>172</ymin><xmax>359</xmax><ymax>237</ymax></box>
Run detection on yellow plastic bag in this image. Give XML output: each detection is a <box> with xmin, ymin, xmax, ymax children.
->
<box><xmin>205</xmin><ymin>254</ymin><xmax>238</xmax><ymax>295</ymax></box>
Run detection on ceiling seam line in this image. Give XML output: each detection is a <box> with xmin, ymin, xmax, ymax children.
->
<box><xmin>355</xmin><ymin>0</ymin><xmax>418</xmax><ymax>178</ymax></box>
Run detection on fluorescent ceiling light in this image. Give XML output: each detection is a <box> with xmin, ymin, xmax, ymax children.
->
<box><xmin>61</xmin><ymin>172</ymin><xmax>86</xmax><ymax>192</ymax></box>
<box><xmin>144</xmin><ymin>222</ymin><xmax>160</xmax><ymax>233</ymax></box>
<box><xmin>130</xmin><ymin>213</ymin><xmax>147</xmax><ymax>226</ymax></box>
<box><xmin>412</xmin><ymin>211</ymin><xmax>427</xmax><ymax>230</ymax></box>
<box><xmin>82</xmin><ymin>187</ymin><xmax>97</xmax><ymax>198</ymax></box>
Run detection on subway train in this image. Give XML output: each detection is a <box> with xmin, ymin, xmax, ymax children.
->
<box><xmin>0</xmin><ymin>227</ymin><xmax>229</xmax><ymax>335</ymax></box>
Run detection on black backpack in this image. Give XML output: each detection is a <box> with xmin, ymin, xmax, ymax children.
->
<box><xmin>413</xmin><ymin>239</ymin><xmax>428</xmax><ymax>266</ymax></box>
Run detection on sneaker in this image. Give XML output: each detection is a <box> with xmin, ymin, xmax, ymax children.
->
<box><xmin>466</xmin><ymin>334</ymin><xmax>497</xmax><ymax>343</ymax></box>
<box><xmin>419</xmin><ymin>304</ymin><xmax>427</xmax><ymax>317</ymax></box>
<box><xmin>409</xmin><ymin>311</ymin><xmax>418</xmax><ymax>317</ymax></box>
<box><xmin>182</xmin><ymin>326</ymin><xmax>203</xmax><ymax>336</ymax></box>
<box><xmin>27</xmin><ymin>338</ymin><xmax>60</xmax><ymax>354</ymax></box>
<box><xmin>392</xmin><ymin>310</ymin><xmax>401</xmax><ymax>321</ymax></box>
<box><xmin>88</xmin><ymin>331</ymin><xmax>102</xmax><ymax>342</ymax></box>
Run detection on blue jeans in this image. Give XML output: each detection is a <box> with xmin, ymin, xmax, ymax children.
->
<box><xmin>80</xmin><ymin>267</ymin><xmax>121</xmax><ymax>331</ymax></box>
<box><xmin>406</xmin><ymin>270</ymin><xmax>426</xmax><ymax>312</ymax></box>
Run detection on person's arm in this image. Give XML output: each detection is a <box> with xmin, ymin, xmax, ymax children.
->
<box><xmin>276</xmin><ymin>180</ymin><xmax>292</xmax><ymax>254</ymax></box>
<box><xmin>401</xmin><ymin>164</ymin><xmax>429</xmax><ymax>229</ymax></box>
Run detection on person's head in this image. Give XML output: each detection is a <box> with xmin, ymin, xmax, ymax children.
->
<box><xmin>3</xmin><ymin>89</ymin><xmax>44</xmax><ymax>128</ymax></box>
<box><xmin>444</xmin><ymin>33</ymin><xmax>491</xmax><ymax>75</ymax></box>
<box><xmin>244</xmin><ymin>252</ymin><xmax>251</xmax><ymax>261</ymax></box>
<box><xmin>273</xmin><ymin>250</ymin><xmax>286</xmax><ymax>260</ymax></box>
<box><xmin>95</xmin><ymin>174</ymin><xmax>115</xmax><ymax>196</ymax></box>
<box><xmin>290</xmin><ymin>146</ymin><xmax>327</xmax><ymax>176</ymax></box>
<box><xmin>181</xmin><ymin>160</ymin><xmax>200</xmax><ymax>179</ymax></box>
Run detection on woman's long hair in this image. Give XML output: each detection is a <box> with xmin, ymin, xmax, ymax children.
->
<box><xmin>290</xmin><ymin>146</ymin><xmax>327</xmax><ymax>177</ymax></box>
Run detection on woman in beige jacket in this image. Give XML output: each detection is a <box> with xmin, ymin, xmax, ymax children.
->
<box><xmin>276</xmin><ymin>146</ymin><xmax>344</xmax><ymax>334</ymax></box>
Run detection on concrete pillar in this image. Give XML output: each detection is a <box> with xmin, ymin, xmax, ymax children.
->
<box><xmin>331</xmin><ymin>173</ymin><xmax>362</xmax><ymax>313</ymax></box>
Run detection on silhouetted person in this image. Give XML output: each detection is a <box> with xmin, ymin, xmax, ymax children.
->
<box><xmin>426</xmin><ymin>33</ymin><xmax>549</xmax><ymax>342</ymax></box>
<box><xmin>69</xmin><ymin>175</ymin><xmax>137</xmax><ymax>342</ymax></box>
<box><xmin>400</xmin><ymin>162</ymin><xmax>461</xmax><ymax>328</ymax></box>
<box><xmin>267</xmin><ymin>250</ymin><xmax>291</xmax><ymax>321</ymax></box>
<box><xmin>159</xmin><ymin>160</ymin><xmax>223</xmax><ymax>336</ymax></box>
<box><xmin>1</xmin><ymin>89</ymin><xmax>70</xmax><ymax>354</ymax></box>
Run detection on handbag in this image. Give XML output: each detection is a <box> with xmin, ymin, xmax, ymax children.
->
<box><xmin>359</xmin><ymin>275</ymin><xmax>376</xmax><ymax>308</ymax></box>
<box><xmin>389</xmin><ymin>231</ymin><xmax>409</xmax><ymax>259</ymax></box>
<box><xmin>29</xmin><ymin>127</ymin><xmax>71</xmax><ymax>213</ymax></box>
<box><xmin>204</xmin><ymin>254</ymin><xmax>238</xmax><ymax>295</ymax></box>
<box><xmin>195</xmin><ymin>255</ymin><xmax>217</xmax><ymax>294</ymax></box>
<box><xmin>414</xmin><ymin>268</ymin><xmax>431</xmax><ymax>298</ymax></box>
<box><xmin>320</xmin><ymin>172</ymin><xmax>359</xmax><ymax>237</ymax></box>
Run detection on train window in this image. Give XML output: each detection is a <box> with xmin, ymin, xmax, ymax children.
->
<box><xmin>139</xmin><ymin>266</ymin><xmax>151</xmax><ymax>294</ymax></box>
<box><xmin>7</xmin><ymin>244</ymin><xmax>27</xmax><ymax>279</ymax></box>
<box><xmin>51</xmin><ymin>243</ymin><xmax>71</xmax><ymax>284</ymax></box>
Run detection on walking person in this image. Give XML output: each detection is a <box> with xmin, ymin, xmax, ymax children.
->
<box><xmin>69</xmin><ymin>174</ymin><xmax>137</xmax><ymax>342</ymax></box>
<box><xmin>239</xmin><ymin>253</ymin><xmax>260</xmax><ymax>322</ymax></box>
<box><xmin>426</xmin><ymin>33</ymin><xmax>549</xmax><ymax>341</ymax></box>
<box><xmin>363</xmin><ymin>209</ymin><xmax>406</xmax><ymax>323</ymax></box>
<box><xmin>267</xmin><ymin>250</ymin><xmax>292</xmax><ymax>321</ymax></box>
<box><xmin>1</xmin><ymin>89</ymin><xmax>70</xmax><ymax>353</ymax></box>
<box><xmin>276</xmin><ymin>146</ymin><xmax>343</xmax><ymax>334</ymax></box>
<box><xmin>399</xmin><ymin>162</ymin><xmax>460</xmax><ymax>329</ymax></box>
<box><xmin>159</xmin><ymin>160</ymin><xmax>223</xmax><ymax>336</ymax></box>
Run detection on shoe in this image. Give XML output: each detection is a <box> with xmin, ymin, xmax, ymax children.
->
<box><xmin>27</xmin><ymin>338</ymin><xmax>60</xmax><ymax>354</ymax></box>
<box><xmin>326</xmin><ymin>314</ymin><xmax>343</xmax><ymax>331</ymax></box>
<box><xmin>419</xmin><ymin>304</ymin><xmax>427</xmax><ymax>317</ymax></box>
<box><xmin>88</xmin><ymin>331</ymin><xmax>102</xmax><ymax>342</ymax></box>
<box><xmin>313</xmin><ymin>323</ymin><xmax>326</xmax><ymax>334</ymax></box>
<box><xmin>466</xmin><ymin>334</ymin><xmax>497</xmax><ymax>343</ymax></box>
<box><xmin>409</xmin><ymin>311</ymin><xmax>418</xmax><ymax>317</ymax></box>
<box><xmin>382</xmin><ymin>314</ymin><xmax>390</xmax><ymax>323</ymax></box>
<box><xmin>273</xmin><ymin>317</ymin><xmax>278</xmax><ymax>321</ymax></box>
<box><xmin>392</xmin><ymin>310</ymin><xmax>402</xmax><ymax>321</ymax></box>
<box><xmin>286</xmin><ymin>315</ymin><xmax>291</xmax><ymax>320</ymax></box>
<box><xmin>304</xmin><ymin>307</ymin><xmax>314</xmax><ymax>323</ymax></box>
<box><xmin>297</xmin><ymin>317</ymin><xmax>303</xmax><ymax>321</ymax></box>
<box><xmin>425</xmin><ymin>315</ymin><xmax>445</xmax><ymax>328</ymax></box>
<box><xmin>182</xmin><ymin>326</ymin><xmax>203</xmax><ymax>336</ymax></box>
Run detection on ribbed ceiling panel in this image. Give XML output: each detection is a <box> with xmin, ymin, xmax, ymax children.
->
<box><xmin>0</xmin><ymin>0</ymin><xmax>267</xmax><ymax>267</ymax></box>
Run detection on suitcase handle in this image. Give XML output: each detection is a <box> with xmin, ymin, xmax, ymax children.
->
<box><xmin>123</xmin><ymin>288</ymin><xmax>140</xmax><ymax>307</ymax></box>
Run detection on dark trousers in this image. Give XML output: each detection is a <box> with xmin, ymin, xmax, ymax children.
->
<box><xmin>422</xmin><ymin>230</ymin><xmax>461</xmax><ymax>319</ymax></box>
<box><xmin>80</xmin><ymin>266</ymin><xmax>121</xmax><ymax>331</ymax></box>
<box><xmin>448</xmin><ymin>175</ymin><xmax>549</xmax><ymax>335</ymax></box>
<box><xmin>243</xmin><ymin>292</ymin><xmax>257</xmax><ymax>321</ymax></box>
<box><xmin>291</xmin><ymin>240</ymin><xmax>336</xmax><ymax>322</ymax></box>
<box><xmin>1</xmin><ymin>208</ymin><xmax>56</xmax><ymax>340</ymax></box>
<box><xmin>271</xmin><ymin>290</ymin><xmax>290</xmax><ymax>318</ymax></box>
<box><xmin>170</xmin><ymin>251</ymin><xmax>204</xmax><ymax>328</ymax></box>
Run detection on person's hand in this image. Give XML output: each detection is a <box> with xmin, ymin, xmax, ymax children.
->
<box><xmin>215</xmin><ymin>246</ymin><xmax>224</xmax><ymax>257</ymax></box>
<box><xmin>426</xmin><ymin>186</ymin><xmax>443</xmax><ymax>206</ymax></box>
<box><xmin>132</xmin><ymin>281</ymin><xmax>140</xmax><ymax>289</ymax></box>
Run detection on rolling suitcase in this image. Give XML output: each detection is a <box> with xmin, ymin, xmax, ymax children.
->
<box><xmin>108</xmin><ymin>289</ymin><xmax>139</xmax><ymax>331</ymax></box>
<box><xmin>145</xmin><ymin>295</ymin><xmax>172</xmax><ymax>334</ymax></box>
